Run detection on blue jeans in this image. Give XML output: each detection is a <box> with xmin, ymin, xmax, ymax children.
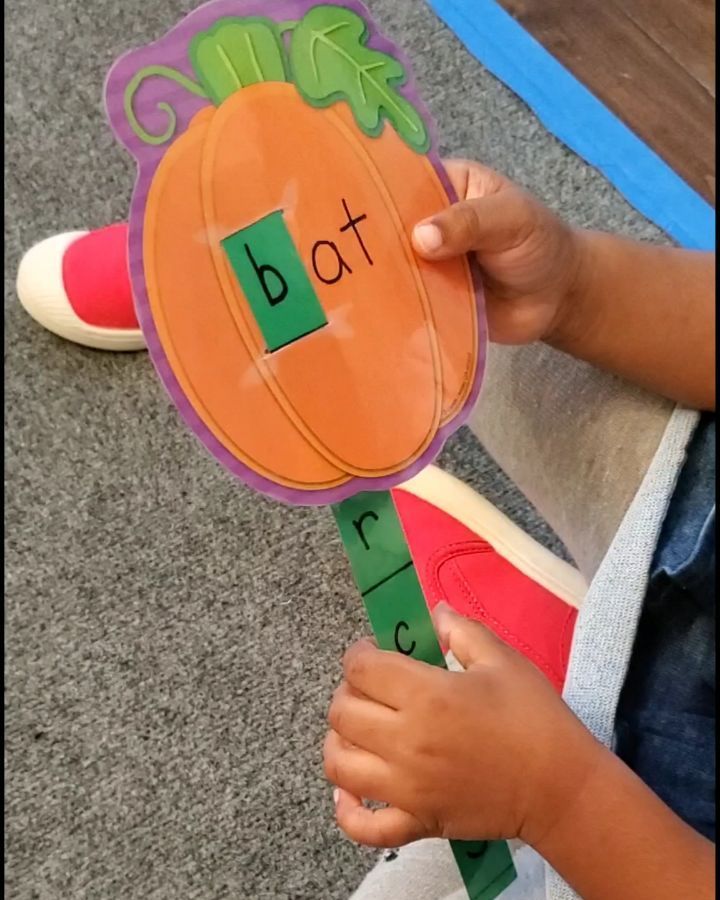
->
<box><xmin>616</xmin><ymin>414</ymin><xmax>716</xmax><ymax>841</ymax></box>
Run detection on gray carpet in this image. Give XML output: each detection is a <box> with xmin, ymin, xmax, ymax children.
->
<box><xmin>5</xmin><ymin>1</ymin><xmax>664</xmax><ymax>897</ymax></box>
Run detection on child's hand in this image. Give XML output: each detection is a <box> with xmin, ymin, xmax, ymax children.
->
<box><xmin>413</xmin><ymin>161</ymin><xmax>584</xmax><ymax>345</ymax></box>
<box><xmin>324</xmin><ymin>604</ymin><xmax>602</xmax><ymax>850</ymax></box>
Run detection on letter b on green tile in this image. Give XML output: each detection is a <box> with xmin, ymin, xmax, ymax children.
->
<box><xmin>222</xmin><ymin>211</ymin><xmax>327</xmax><ymax>353</ymax></box>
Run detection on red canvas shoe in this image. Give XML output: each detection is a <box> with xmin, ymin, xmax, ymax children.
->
<box><xmin>16</xmin><ymin>223</ymin><xmax>144</xmax><ymax>351</ymax></box>
<box><xmin>393</xmin><ymin>466</ymin><xmax>586</xmax><ymax>693</ymax></box>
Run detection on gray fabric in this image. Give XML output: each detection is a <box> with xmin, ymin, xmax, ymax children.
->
<box><xmin>471</xmin><ymin>343</ymin><xmax>675</xmax><ymax>581</ymax></box>
<box><xmin>5</xmin><ymin>0</ymin><xmax>673</xmax><ymax>897</ymax></box>
<box><xmin>352</xmin><ymin>840</ymin><xmax>546</xmax><ymax>900</ymax></box>
<box><xmin>351</xmin><ymin>841</ymin><xmax>463</xmax><ymax>900</ymax></box>
<box><xmin>546</xmin><ymin>407</ymin><xmax>699</xmax><ymax>900</ymax></box>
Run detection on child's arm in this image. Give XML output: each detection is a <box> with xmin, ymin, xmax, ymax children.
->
<box><xmin>324</xmin><ymin>606</ymin><xmax>715</xmax><ymax>900</ymax></box>
<box><xmin>534</xmin><ymin>739</ymin><xmax>715</xmax><ymax>900</ymax></box>
<box><xmin>413</xmin><ymin>161</ymin><xmax>716</xmax><ymax>410</ymax></box>
<box><xmin>552</xmin><ymin>232</ymin><xmax>714</xmax><ymax>411</ymax></box>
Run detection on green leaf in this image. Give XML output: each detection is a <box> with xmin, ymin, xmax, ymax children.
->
<box><xmin>189</xmin><ymin>16</ymin><xmax>288</xmax><ymax>106</ymax></box>
<box><xmin>289</xmin><ymin>5</ymin><xmax>430</xmax><ymax>153</ymax></box>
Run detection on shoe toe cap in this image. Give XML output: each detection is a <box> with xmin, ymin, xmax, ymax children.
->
<box><xmin>17</xmin><ymin>231</ymin><xmax>86</xmax><ymax>331</ymax></box>
<box><xmin>16</xmin><ymin>231</ymin><xmax>145</xmax><ymax>351</ymax></box>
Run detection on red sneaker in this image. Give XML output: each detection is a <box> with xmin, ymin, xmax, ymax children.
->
<box><xmin>393</xmin><ymin>467</ymin><xmax>586</xmax><ymax>693</ymax></box>
<box><xmin>16</xmin><ymin>223</ymin><xmax>144</xmax><ymax>351</ymax></box>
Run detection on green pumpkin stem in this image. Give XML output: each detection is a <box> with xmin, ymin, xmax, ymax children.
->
<box><xmin>189</xmin><ymin>17</ymin><xmax>290</xmax><ymax>106</ymax></box>
<box><xmin>124</xmin><ymin>65</ymin><xmax>208</xmax><ymax>145</ymax></box>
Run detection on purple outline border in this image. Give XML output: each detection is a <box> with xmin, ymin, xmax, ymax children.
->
<box><xmin>105</xmin><ymin>0</ymin><xmax>487</xmax><ymax>507</ymax></box>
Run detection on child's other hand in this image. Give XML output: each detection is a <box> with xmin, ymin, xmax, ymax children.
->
<box><xmin>324</xmin><ymin>604</ymin><xmax>602</xmax><ymax>850</ymax></box>
<box><xmin>413</xmin><ymin>161</ymin><xmax>583</xmax><ymax>345</ymax></box>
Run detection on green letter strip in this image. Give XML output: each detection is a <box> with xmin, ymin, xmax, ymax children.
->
<box><xmin>333</xmin><ymin>491</ymin><xmax>517</xmax><ymax>900</ymax></box>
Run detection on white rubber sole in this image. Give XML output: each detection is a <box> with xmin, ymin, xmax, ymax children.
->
<box><xmin>16</xmin><ymin>231</ymin><xmax>146</xmax><ymax>352</ymax></box>
<box><xmin>399</xmin><ymin>465</ymin><xmax>587</xmax><ymax>610</ymax></box>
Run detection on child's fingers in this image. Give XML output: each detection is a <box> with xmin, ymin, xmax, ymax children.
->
<box><xmin>342</xmin><ymin>640</ymin><xmax>443</xmax><ymax>709</ymax></box>
<box><xmin>329</xmin><ymin>682</ymin><xmax>402</xmax><ymax>756</ymax></box>
<box><xmin>413</xmin><ymin>189</ymin><xmax>535</xmax><ymax>261</ymax></box>
<box><xmin>323</xmin><ymin>729</ymin><xmax>395</xmax><ymax>804</ymax></box>
<box><xmin>334</xmin><ymin>788</ymin><xmax>427</xmax><ymax>849</ymax></box>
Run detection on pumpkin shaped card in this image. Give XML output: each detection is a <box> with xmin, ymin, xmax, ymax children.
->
<box><xmin>105</xmin><ymin>0</ymin><xmax>487</xmax><ymax>506</ymax></box>
<box><xmin>105</xmin><ymin>4</ymin><xmax>516</xmax><ymax>897</ymax></box>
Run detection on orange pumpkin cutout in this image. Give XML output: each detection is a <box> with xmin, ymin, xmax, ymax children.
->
<box><xmin>106</xmin><ymin>2</ymin><xmax>486</xmax><ymax>505</ymax></box>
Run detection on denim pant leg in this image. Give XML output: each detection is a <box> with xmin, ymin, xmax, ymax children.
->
<box><xmin>616</xmin><ymin>415</ymin><xmax>716</xmax><ymax>841</ymax></box>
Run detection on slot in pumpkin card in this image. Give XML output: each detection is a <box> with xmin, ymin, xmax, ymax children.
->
<box><xmin>105</xmin><ymin>0</ymin><xmax>487</xmax><ymax>506</ymax></box>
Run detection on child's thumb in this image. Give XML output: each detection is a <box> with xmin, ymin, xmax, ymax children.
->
<box><xmin>433</xmin><ymin>602</ymin><xmax>505</xmax><ymax>670</ymax></box>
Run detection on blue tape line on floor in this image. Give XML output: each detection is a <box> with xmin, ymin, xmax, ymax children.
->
<box><xmin>429</xmin><ymin>0</ymin><xmax>715</xmax><ymax>251</ymax></box>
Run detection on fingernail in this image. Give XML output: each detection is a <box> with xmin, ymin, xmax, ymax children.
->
<box><xmin>434</xmin><ymin>601</ymin><xmax>453</xmax><ymax>618</ymax></box>
<box><xmin>414</xmin><ymin>222</ymin><xmax>444</xmax><ymax>253</ymax></box>
<box><xmin>333</xmin><ymin>788</ymin><xmax>340</xmax><ymax>806</ymax></box>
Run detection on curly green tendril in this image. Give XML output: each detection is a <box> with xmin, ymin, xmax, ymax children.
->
<box><xmin>124</xmin><ymin>65</ymin><xmax>208</xmax><ymax>145</ymax></box>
